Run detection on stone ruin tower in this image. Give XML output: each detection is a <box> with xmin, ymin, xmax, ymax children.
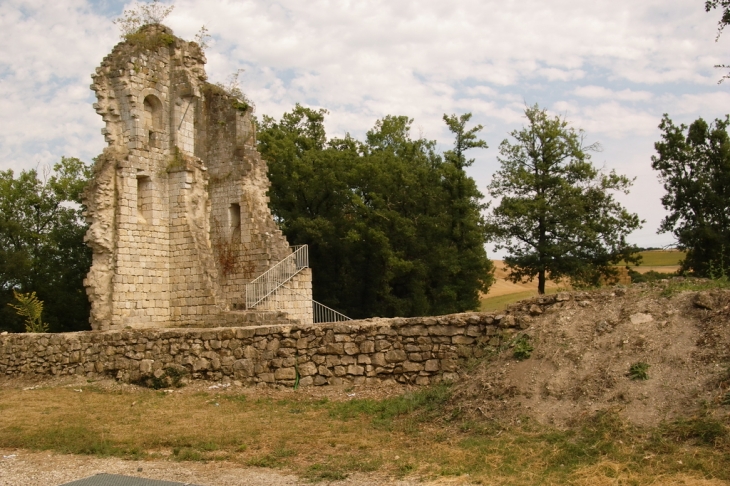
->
<box><xmin>83</xmin><ymin>25</ymin><xmax>313</xmax><ymax>330</ymax></box>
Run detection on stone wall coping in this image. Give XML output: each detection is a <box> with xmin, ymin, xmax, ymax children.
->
<box><xmin>0</xmin><ymin>312</ymin><xmax>501</xmax><ymax>344</ymax></box>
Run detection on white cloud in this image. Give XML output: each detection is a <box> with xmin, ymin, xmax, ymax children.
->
<box><xmin>1</xmin><ymin>0</ymin><xmax>729</xmax><ymax>249</ymax></box>
<box><xmin>574</xmin><ymin>85</ymin><xmax>653</xmax><ymax>102</ymax></box>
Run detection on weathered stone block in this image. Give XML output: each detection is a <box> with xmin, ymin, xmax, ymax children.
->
<box><xmin>375</xmin><ymin>340</ymin><xmax>391</xmax><ymax>352</ymax></box>
<box><xmin>344</xmin><ymin>342</ymin><xmax>359</xmax><ymax>355</ymax></box>
<box><xmin>274</xmin><ymin>367</ymin><xmax>297</xmax><ymax>380</ymax></box>
<box><xmin>429</xmin><ymin>326</ymin><xmax>462</xmax><ymax>336</ymax></box>
<box><xmin>347</xmin><ymin>364</ymin><xmax>365</xmax><ymax>376</ymax></box>
<box><xmin>193</xmin><ymin>358</ymin><xmax>209</xmax><ymax>371</ymax></box>
<box><xmin>402</xmin><ymin>361</ymin><xmax>423</xmax><ymax>372</ymax></box>
<box><xmin>359</xmin><ymin>341</ymin><xmax>375</xmax><ymax>353</ymax></box>
<box><xmin>400</xmin><ymin>325</ymin><xmax>427</xmax><ymax>336</ymax></box>
<box><xmin>385</xmin><ymin>349</ymin><xmax>407</xmax><ymax>363</ymax></box>
<box><xmin>325</xmin><ymin>343</ymin><xmax>344</xmax><ymax>354</ymax></box>
<box><xmin>424</xmin><ymin>359</ymin><xmax>440</xmax><ymax>372</ymax></box>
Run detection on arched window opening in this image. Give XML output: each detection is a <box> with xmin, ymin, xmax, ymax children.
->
<box><xmin>143</xmin><ymin>95</ymin><xmax>163</xmax><ymax>148</ymax></box>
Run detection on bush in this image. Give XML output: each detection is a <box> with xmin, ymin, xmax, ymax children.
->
<box><xmin>513</xmin><ymin>334</ymin><xmax>534</xmax><ymax>360</ymax></box>
<box><xmin>628</xmin><ymin>269</ymin><xmax>675</xmax><ymax>284</ymax></box>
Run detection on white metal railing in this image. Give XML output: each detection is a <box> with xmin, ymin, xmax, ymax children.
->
<box><xmin>245</xmin><ymin>245</ymin><xmax>308</xmax><ymax>309</ymax></box>
<box><xmin>313</xmin><ymin>300</ymin><xmax>352</xmax><ymax>323</ymax></box>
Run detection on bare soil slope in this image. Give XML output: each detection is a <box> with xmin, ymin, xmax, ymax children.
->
<box><xmin>454</xmin><ymin>282</ymin><xmax>730</xmax><ymax>428</ymax></box>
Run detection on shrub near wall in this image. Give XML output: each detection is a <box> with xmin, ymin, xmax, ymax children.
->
<box><xmin>0</xmin><ymin>302</ymin><xmax>561</xmax><ymax>386</ymax></box>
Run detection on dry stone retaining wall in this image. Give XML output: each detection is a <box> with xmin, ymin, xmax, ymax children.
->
<box><xmin>0</xmin><ymin>309</ymin><xmax>545</xmax><ymax>386</ymax></box>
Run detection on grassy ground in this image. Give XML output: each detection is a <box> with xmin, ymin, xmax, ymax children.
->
<box><xmin>480</xmin><ymin>288</ymin><xmax>561</xmax><ymax>312</ymax></box>
<box><xmin>0</xmin><ymin>382</ymin><xmax>727</xmax><ymax>485</ymax></box>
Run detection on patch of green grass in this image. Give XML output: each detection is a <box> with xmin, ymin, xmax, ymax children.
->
<box><xmin>3</xmin><ymin>425</ymin><xmax>144</xmax><ymax>459</ymax></box>
<box><xmin>304</xmin><ymin>463</ymin><xmax>349</xmax><ymax>482</ymax></box>
<box><xmin>396</xmin><ymin>462</ymin><xmax>416</xmax><ymax>477</ymax></box>
<box><xmin>328</xmin><ymin>383</ymin><xmax>451</xmax><ymax>428</ymax></box>
<box><xmin>172</xmin><ymin>447</ymin><xmax>204</xmax><ymax>461</ymax></box>
<box><xmin>660</xmin><ymin>276</ymin><xmax>730</xmax><ymax>297</ymax></box>
<box><xmin>628</xmin><ymin>362</ymin><xmax>650</xmax><ymax>380</ymax></box>
<box><xmin>660</xmin><ymin>417</ymin><xmax>728</xmax><ymax>445</ymax></box>
<box><xmin>246</xmin><ymin>447</ymin><xmax>296</xmax><ymax>468</ymax></box>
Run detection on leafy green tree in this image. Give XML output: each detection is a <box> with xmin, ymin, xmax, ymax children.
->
<box><xmin>258</xmin><ymin>105</ymin><xmax>494</xmax><ymax>318</ymax></box>
<box><xmin>0</xmin><ymin>157</ymin><xmax>92</xmax><ymax>332</ymax></box>
<box><xmin>651</xmin><ymin>114</ymin><xmax>730</xmax><ymax>276</ymax></box>
<box><xmin>485</xmin><ymin>104</ymin><xmax>642</xmax><ymax>294</ymax></box>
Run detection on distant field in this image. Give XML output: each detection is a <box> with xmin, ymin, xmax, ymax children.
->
<box><xmin>480</xmin><ymin>251</ymin><xmax>685</xmax><ymax>312</ymax></box>
<box><xmin>625</xmin><ymin>250</ymin><xmax>685</xmax><ymax>267</ymax></box>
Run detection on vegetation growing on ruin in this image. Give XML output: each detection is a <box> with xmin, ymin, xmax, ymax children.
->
<box><xmin>124</xmin><ymin>28</ymin><xmax>176</xmax><ymax>51</ymax></box>
<box><xmin>114</xmin><ymin>0</ymin><xmax>175</xmax><ymax>38</ymax></box>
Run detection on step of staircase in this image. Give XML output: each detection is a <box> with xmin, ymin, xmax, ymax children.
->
<box><xmin>175</xmin><ymin>310</ymin><xmax>299</xmax><ymax>328</ymax></box>
<box><xmin>221</xmin><ymin>310</ymin><xmax>299</xmax><ymax>327</ymax></box>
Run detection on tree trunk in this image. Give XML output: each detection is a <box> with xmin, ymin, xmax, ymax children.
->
<box><xmin>538</xmin><ymin>269</ymin><xmax>546</xmax><ymax>295</ymax></box>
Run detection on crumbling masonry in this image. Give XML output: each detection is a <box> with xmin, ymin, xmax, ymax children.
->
<box><xmin>83</xmin><ymin>25</ymin><xmax>313</xmax><ymax>330</ymax></box>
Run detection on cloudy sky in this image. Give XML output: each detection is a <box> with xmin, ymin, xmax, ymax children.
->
<box><xmin>1</xmin><ymin>0</ymin><xmax>729</xmax><ymax>256</ymax></box>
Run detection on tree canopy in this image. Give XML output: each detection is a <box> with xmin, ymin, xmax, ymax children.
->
<box><xmin>485</xmin><ymin>104</ymin><xmax>642</xmax><ymax>293</ymax></box>
<box><xmin>258</xmin><ymin>105</ymin><xmax>494</xmax><ymax>319</ymax></box>
<box><xmin>651</xmin><ymin>114</ymin><xmax>730</xmax><ymax>276</ymax></box>
<box><xmin>0</xmin><ymin>157</ymin><xmax>92</xmax><ymax>332</ymax></box>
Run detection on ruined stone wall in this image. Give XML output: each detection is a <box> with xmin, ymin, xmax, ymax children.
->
<box><xmin>83</xmin><ymin>25</ymin><xmax>312</xmax><ymax>329</ymax></box>
<box><xmin>0</xmin><ymin>312</ymin><xmax>529</xmax><ymax>386</ymax></box>
<box><xmin>203</xmin><ymin>92</ymin><xmax>292</xmax><ymax>309</ymax></box>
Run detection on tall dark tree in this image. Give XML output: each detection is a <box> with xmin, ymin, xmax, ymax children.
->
<box><xmin>258</xmin><ymin>105</ymin><xmax>494</xmax><ymax>318</ymax></box>
<box><xmin>0</xmin><ymin>157</ymin><xmax>92</xmax><ymax>332</ymax></box>
<box><xmin>485</xmin><ymin>104</ymin><xmax>642</xmax><ymax>293</ymax></box>
<box><xmin>652</xmin><ymin>114</ymin><xmax>730</xmax><ymax>276</ymax></box>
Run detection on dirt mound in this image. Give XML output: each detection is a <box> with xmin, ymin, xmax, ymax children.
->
<box><xmin>452</xmin><ymin>282</ymin><xmax>730</xmax><ymax>427</ymax></box>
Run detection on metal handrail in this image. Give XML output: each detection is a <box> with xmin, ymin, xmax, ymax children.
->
<box><xmin>313</xmin><ymin>299</ymin><xmax>351</xmax><ymax>323</ymax></box>
<box><xmin>245</xmin><ymin>245</ymin><xmax>308</xmax><ymax>309</ymax></box>
<box><xmin>251</xmin><ymin>277</ymin><xmax>351</xmax><ymax>323</ymax></box>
